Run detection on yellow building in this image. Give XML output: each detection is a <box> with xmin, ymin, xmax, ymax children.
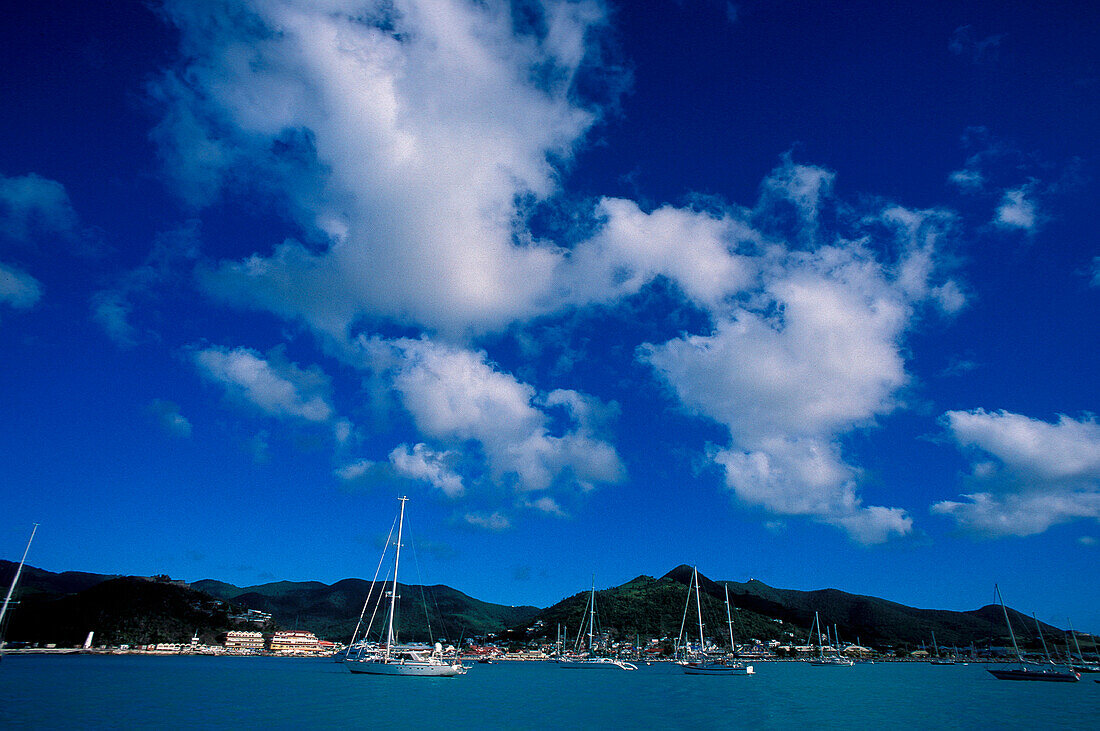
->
<box><xmin>269</xmin><ymin>630</ymin><xmax>324</xmax><ymax>654</ymax></box>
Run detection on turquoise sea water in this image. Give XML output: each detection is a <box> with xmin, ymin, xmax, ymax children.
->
<box><xmin>1</xmin><ymin>656</ymin><xmax>1098</xmax><ymax>729</ymax></box>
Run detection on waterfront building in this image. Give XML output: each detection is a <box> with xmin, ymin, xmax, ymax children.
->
<box><xmin>269</xmin><ymin>630</ymin><xmax>324</xmax><ymax>654</ymax></box>
<box><xmin>224</xmin><ymin>631</ymin><xmax>265</xmax><ymax>651</ymax></box>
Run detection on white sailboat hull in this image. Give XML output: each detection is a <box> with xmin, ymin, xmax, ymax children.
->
<box><xmin>557</xmin><ymin>658</ymin><xmax>637</xmax><ymax>670</ymax></box>
<box><xmin>682</xmin><ymin>662</ymin><xmax>753</xmax><ymax>675</ymax></box>
<box><xmin>346</xmin><ymin>658</ymin><xmax>467</xmax><ymax>676</ymax></box>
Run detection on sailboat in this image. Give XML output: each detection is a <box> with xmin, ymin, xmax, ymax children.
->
<box><xmin>677</xmin><ymin>567</ymin><xmax>753</xmax><ymax>675</ymax></box>
<box><xmin>808</xmin><ymin>612</ymin><xmax>853</xmax><ymax>666</ymax></box>
<box><xmin>929</xmin><ymin>631</ymin><xmax>955</xmax><ymax>665</ymax></box>
<box><xmin>1067</xmin><ymin>620</ymin><xmax>1100</xmax><ymax>673</ymax></box>
<box><xmin>345</xmin><ymin>497</ymin><xmax>467</xmax><ymax>677</ymax></box>
<box><xmin>0</xmin><ymin>524</ymin><xmax>38</xmax><ymax>660</ymax></box>
<box><xmin>985</xmin><ymin>584</ymin><xmax>1078</xmax><ymax>682</ymax></box>
<box><xmin>558</xmin><ymin>578</ymin><xmax>636</xmax><ymax>670</ymax></box>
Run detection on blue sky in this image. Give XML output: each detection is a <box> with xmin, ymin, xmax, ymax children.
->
<box><xmin>2</xmin><ymin>0</ymin><xmax>1098</xmax><ymax>631</ymax></box>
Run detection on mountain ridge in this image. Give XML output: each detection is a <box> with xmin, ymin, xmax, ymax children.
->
<box><xmin>2</xmin><ymin>560</ymin><xmax>1088</xmax><ymax>650</ymax></box>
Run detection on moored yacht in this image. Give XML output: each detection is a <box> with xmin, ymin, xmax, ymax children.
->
<box><xmin>344</xmin><ymin>497</ymin><xmax>467</xmax><ymax>677</ymax></box>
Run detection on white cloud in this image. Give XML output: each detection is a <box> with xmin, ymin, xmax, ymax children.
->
<box><xmin>948</xmin><ymin>168</ymin><xmax>985</xmax><ymax>192</ymax></box>
<box><xmin>759</xmin><ymin>157</ymin><xmax>835</xmax><ymax>231</ymax></box>
<box><xmin>0</xmin><ymin>172</ymin><xmax>80</xmax><ymax>243</ymax></box>
<box><xmin>90</xmin><ymin>289</ymin><xmax>137</xmax><ymax>347</ymax></box>
<box><xmin>334</xmin><ymin>458</ymin><xmax>376</xmax><ymax>482</ymax></box>
<box><xmin>0</xmin><ymin>262</ymin><xmax>42</xmax><ymax>310</ymax></box>
<box><xmin>361</xmin><ymin>335</ymin><xmax>624</xmax><ymax>500</ymax></box>
<box><xmin>158</xmin><ymin>0</ymin><xmax>612</xmax><ymax>337</ymax></box>
<box><xmin>564</xmin><ymin>198</ymin><xmax>758</xmax><ymax>312</ymax></box>
<box><xmin>524</xmin><ymin>495</ymin><xmax>567</xmax><ymax>517</ymax></box>
<box><xmin>149</xmin><ymin>398</ymin><xmax>193</xmax><ymax>437</ymax></box>
<box><xmin>637</xmin><ymin>169</ymin><xmax>967</xmax><ymax>544</ymax></box>
<box><xmin>994</xmin><ymin>187</ymin><xmax>1037</xmax><ymax>230</ymax></box>
<box><xmin>464</xmin><ymin>511</ymin><xmax>511</xmax><ymax>531</ymax></box>
<box><xmin>933</xmin><ymin>409</ymin><xmax>1100</xmax><ymax>536</ymax></box>
<box><xmin>151</xmin><ymin>4</ymin><xmax>971</xmax><ymax>542</ymax></box>
<box><xmin>389</xmin><ymin>443</ymin><xmax>464</xmax><ymax>497</ymax></box>
<box><xmin>333</xmin><ymin>418</ymin><xmax>353</xmax><ymax>445</ymax></box>
<box><xmin>1090</xmin><ymin>256</ymin><xmax>1100</xmax><ymax>287</ymax></box>
<box><xmin>194</xmin><ymin>345</ymin><xmax>336</xmax><ymax>423</ymax></box>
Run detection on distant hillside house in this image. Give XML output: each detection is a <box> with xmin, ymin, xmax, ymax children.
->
<box><xmin>229</xmin><ymin>608</ymin><xmax>272</xmax><ymax>624</ymax></box>
<box><xmin>224</xmin><ymin>631</ymin><xmax>265</xmax><ymax>651</ymax></box>
<box><xmin>269</xmin><ymin>630</ymin><xmax>323</xmax><ymax>654</ymax></box>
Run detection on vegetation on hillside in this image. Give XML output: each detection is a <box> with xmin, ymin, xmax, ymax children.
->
<box><xmin>2</xmin><ymin>560</ymin><xmax>1085</xmax><ymax>652</ymax></box>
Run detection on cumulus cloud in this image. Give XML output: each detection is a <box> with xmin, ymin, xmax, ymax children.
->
<box><xmin>464</xmin><ymin>511</ymin><xmax>511</xmax><ymax>531</ymax></box>
<box><xmin>524</xmin><ymin>495</ymin><xmax>567</xmax><ymax>517</ymax></box>
<box><xmin>0</xmin><ymin>262</ymin><xmax>42</xmax><ymax>310</ymax></box>
<box><xmin>638</xmin><ymin>164</ymin><xmax>966</xmax><ymax>543</ymax></box>
<box><xmin>933</xmin><ymin>410</ymin><xmax>1100</xmax><ymax>536</ymax></box>
<box><xmin>947</xmin><ymin>130</ymin><xmax>1076</xmax><ymax>234</ymax></box>
<box><xmin>948</xmin><ymin>168</ymin><xmax>985</xmax><ymax>192</ymax></box>
<box><xmin>194</xmin><ymin>345</ymin><xmax>337</xmax><ymax>423</ymax></box>
<box><xmin>151</xmin><ymin>2</ymin><xmax>971</xmax><ymax>541</ymax></box>
<box><xmin>389</xmin><ymin>443</ymin><xmax>465</xmax><ymax>498</ymax></box>
<box><xmin>0</xmin><ymin>172</ymin><xmax>80</xmax><ymax>243</ymax></box>
<box><xmin>564</xmin><ymin>198</ymin><xmax>758</xmax><ymax>312</ymax></box>
<box><xmin>157</xmin><ymin>0</ymin><xmax>615</xmax><ymax>337</ymax></box>
<box><xmin>334</xmin><ymin>458</ymin><xmax>378</xmax><ymax>482</ymax></box>
<box><xmin>361</xmin><ymin>336</ymin><xmax>624</xmax><ymax>502</ymax></box>
<box><xmin>149</xmin><ymin>398</ymin><xmax>193</xmax><ymax>437</ymax></box>
<box><xmin>994</xmin><ymin>187</ymin><xmax>1037</xmax><ymax>231</ymax></box>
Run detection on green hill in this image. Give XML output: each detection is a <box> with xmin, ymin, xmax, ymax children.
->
<box><xmin>4</xmin><ymin>576</ymin><xmax>236</xmax><ymax>646</ymax></box>
<box><xmin>192</xmin><ymin>577</ymin><xmax>540</xmax><ymax>642</ymax></box>
<box><xmin>522</xmin><ymin>566</ymin><xmax>1074</xmax><ymax>654</ymax></box>
<box><xmin>718</xmin><ymin>570</ymin><xmax>1064</xmax><ymax>650</ymax></box>
<box><xmin>2</xmin><ymin>560</ymin><xmax>1085</xmax><ymax>652</ymax></box>
<box><xmin>529</xmin><ymin>569</ymin><xmax>802</xmax><ymax>648</ymax></box>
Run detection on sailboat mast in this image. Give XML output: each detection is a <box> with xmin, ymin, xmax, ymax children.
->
<box><xmin>587</xmin><ymin>576</ymin><xmax>596</xmax><ymax>652</ymax></box>
<box><xmin>1069</xmin><ymin>619</ymin><xmax>1084</xmax><ymax>659</ymax></box>
<box><xmin>1033</xmin><ymin>613</ymin><xmax>1053</xmax><ymax>662</ymax></box>
<box><xmin>995</xmin><ymin>584</ymin><xmax>1023</xmax><ymax>662</ymax></box>
<box><xmin>385</xmin><ymin>497</ymin><xmax>407</xmax><ymax>660</ymax></box>
<box><xmin>724</xmin><ymin>584</ymin><xmax>735</xmax><ymax>653</ymax></box>
<box><xmin>0</xmin><ymin>523</ymin><xmax>38</xmax><ymax>648</ymax></box>
<box><xmin>815</xmin><ymin>611</ymin><xmax>824</xmax><ymax>659</ymax></box>
<box><xmin>693</xmin><ymin>567</ymin><xmax>705</xmax><ymax>653</ymax></box>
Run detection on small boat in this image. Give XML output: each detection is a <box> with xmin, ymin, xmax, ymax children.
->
<box><xmin>985</xmin><ymin>585</ymin><xmax>1078</xmax><ymax>683</ymax></box>
<box><xmin>677</xmin><ymin>567</ymin><xmax>753</xmax><ymax>676</ymax></box>
<box><xmin>810</xmin><ymin>656</ymin><xmax>855</xmax><ymax>666</ymax></box>
<box><xmin>345</xmin><ymin>497</ymin><xmax>467</xmax><ymax>677</ymax></box>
